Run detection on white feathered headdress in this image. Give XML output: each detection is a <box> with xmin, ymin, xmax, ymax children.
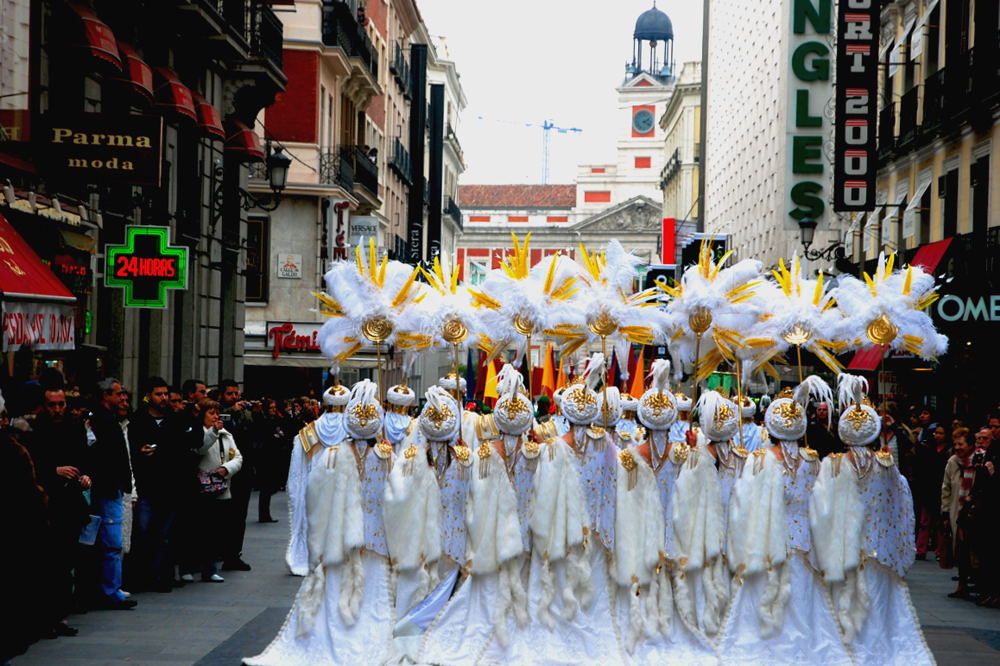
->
<box><xmin>832</xmin><ymin>252</ymin><xmax>947</xmax><ymax>360</ymax></box>
<box><xmin>574</xmin><ymin>240</ymin><xmax>670</xmax><ymax>375</ymax></box>
<box><xmin>394</xmin><ymin>255</ymin><xmax>484</xmax><ymax>369</ymax></box>
<box><xmin>836</xmin><ymin>374</ymin><xmax>880</xmax><ymax>447</ymax></box>
<box><xmin>562</xmin><ymin>352</ymin><xmax>604</xmax><ymax>426</ymax></box>
<box><xmin>469</xmin><ymin>234</ymin><xmax>583</xmax><ymax>363</ymax></box>
<box><xmin>743</xmin><ymin>255</ymin><xmax>851</xmax><ymax>377</ymax></box>
<box><xmin>315</xmin><ymin>239</ymin><xmax>424</xmax><ymax>372</ymax></box>
<box><xmin>661</xmin><ymin>238</ymin><xmax>763</xmax><ymax>382</ymax></box>
<box><xmin>638</xmin><ymin>359</ymin><xmax>677</xmax><ymax>431</ymax></box>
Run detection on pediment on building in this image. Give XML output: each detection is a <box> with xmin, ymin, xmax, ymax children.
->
<box><xmin>623</xmin><ymin>72</ymin><xmax>661</xmax><ymax>89</ymax></box>
<box><xmin>572</xmin><ymin>195</ymin><xmax>662</xmax><ymax>233</ymax></box>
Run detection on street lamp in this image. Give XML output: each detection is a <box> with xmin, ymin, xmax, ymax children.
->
<box><xmin>213</xmin><ymin>149</ymin><xmax>291</xmax><ymax>215</ymax></box>
<box><xmin>797</xmin><ymin>216</ymin><xmax>844</xmax><ymax>261</ymax></box>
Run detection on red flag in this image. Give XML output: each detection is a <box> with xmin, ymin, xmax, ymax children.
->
<box><xmin>628</xmin><ymin>347</ymin><xmax>645</xmax><ymax>397</ymax></box>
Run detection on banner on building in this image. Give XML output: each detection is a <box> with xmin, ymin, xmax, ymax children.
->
<box><xmin>349</xmin><ymin>216</ymin><xmax>379</xmax><ymax>246</ymax></box>
<box><xmin>40</xmin><ymin>113</ymin><xmax>163</xmax><ymax>186</ymax></box>
<box><xmin>2</xmin><ymin>301</ymin><xmax>76</xmax><ymax>351</ymax></box>
<box><xmin>834</xmin><ymin>2</ymin><xmax>880</xmax><ymax>211</ymax></box>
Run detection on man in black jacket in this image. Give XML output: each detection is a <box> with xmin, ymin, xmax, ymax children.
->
<box><xmin>128</xmin><ymin>376</ymin><xmax>194</xmax><ymax>592</ymax></box>
<box><xmin>24</xmin><ymin>387</ymin><xmax>91</xmax><ymax>634</ymax></box>
<box><xmin>88</xmin><ymin>378</ymin><xmax>137</xmax><ymax>610</ymax></box>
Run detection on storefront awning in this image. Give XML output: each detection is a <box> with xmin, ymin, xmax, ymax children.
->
<box><xmin>847</xmin><ymin>345</ymin><xmax>885</xmax><ymax>372</ymax></box>
<box><xmin>116</xmin><ymin>42</ymin><xmax>154</xmax><ymax>101</ymax></box>
<box><xmin>244</xmin><ymin>353</ymin><xmax>334</xmax><ymax>369</ymax></box>
<box><xmin>66</xmin><ymin>2</ymin><xmax>121</xmax><ymax>70</ymax></box>
<box><xmin>224</xmin><ymin>119</ymin><xmax>265</xmax><ymax>162</ymax></box>
<box><xmin>154</xmin><ymin>67</ymin><xmax>197</xmax><ymax>122</ymax></box>
<box><xmin>910</xmin><ymin>237</ymin><xmax>953</xmax><ymax>275</ymax></box>
<box><xmin>0</xmin><ymin>211</ymin><xmax>74</xmax><ymax>303</ymax></box>
<box><xmin>193</xmin><ymin>93</ymin><xmax>225</xmax><ymax>139</ymax></box>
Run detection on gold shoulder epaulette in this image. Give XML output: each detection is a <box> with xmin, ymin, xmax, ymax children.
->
<box><xmin>801</xmin><ymin>447</ymin><xmax>819</xmax><ymax>462</ymax></box>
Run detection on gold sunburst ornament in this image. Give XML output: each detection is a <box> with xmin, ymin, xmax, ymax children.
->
<box><xmin>362</xmin><ymin>316</ymin><xmax>393</xmax><ymax>343</ymax></box>
<box><xmin>865</xmin><ymin>313</ymin><xmax>898</xmax><ymax>346</ymax></box>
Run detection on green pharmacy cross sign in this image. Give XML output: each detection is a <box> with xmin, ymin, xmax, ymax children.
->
<box><xmin>105</xmin><ymin>226</ymin><xmax>188</xmax><ymax>308</ymax></box>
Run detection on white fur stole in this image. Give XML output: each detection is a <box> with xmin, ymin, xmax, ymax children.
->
<box><xmin>529</xmin><ymin>436</ymin><xmax>592</xmax><ymax>628</ymax></box>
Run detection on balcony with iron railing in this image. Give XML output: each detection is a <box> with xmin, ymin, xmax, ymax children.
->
<box><xmin>249</xmin><ymin>3</ymin><xmax>283</xmax><ymax>73</ymax></box>
<box><xmin>922</xmin><ymin>68</ymin><xmax>946</xmax><ymax>135</ymax></box>
<box><xmin>877</xmin><ymin>103</ymin><xmax>895</xmax><ymax>162</ymax></box>
<box><xmin>391</xmin><ymin>43</ymin><xmax>411</xmax><ymax>98</ymax></box>
<box><xmin>321</xmin><ymin>0</ymin><xmax>379</xmax><ymax>82</ymax></box>
<box><xmin>349</xmin><ymin>145</ymin><xmax>379</xmax><ymax>200</ymax></box>
<box><xmin>897</xmin><ymin>86</ymin><xmax>919</xmax><ymax>148</ymax></box>
<box><xmin>446</xmin><ymin>196</ymin><xmax>463</xmax><ymax>230</ymax></box>
<box><xmin>388</xmin><ymin>137</ymin><xmax>412</xmax><ymax>186</ymax></box>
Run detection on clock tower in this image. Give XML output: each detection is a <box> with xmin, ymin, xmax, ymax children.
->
<box><xmin>576</xmin><ymin>3</ymin><xmax>677</xmax><ymax>212</ymax></box>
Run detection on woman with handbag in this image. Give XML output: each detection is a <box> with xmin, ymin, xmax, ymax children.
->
<box><xmin>193</xmin><ymin>398</ymin><xmax>242</xmax><ymax>582</ymax></box>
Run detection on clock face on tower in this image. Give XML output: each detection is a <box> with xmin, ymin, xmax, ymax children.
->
<box><xmin>632</xmin><ymin>108</ymin><xmax>655</xmax><ymax>135</ymax></box>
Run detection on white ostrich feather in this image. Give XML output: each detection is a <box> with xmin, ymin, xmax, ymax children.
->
<box><xmin>469</xmin><ymin>234</ymin><xmax>584</xmax><ymax>362</ymax></box>
<box><xmin>836</xmin><ymin>373</ymin><xmax>869</xmax><ymax>410</ymax></box>
<box><xmin>315</xmin><ymin>239</ymin><xmax>424</xmax><ymax>368</ymax></box>
<box><xmin>575</xmin><ymin>240</ymin><xmax>671</xmax><ymax>368</ymax></box>
<box><xmin>831</xmin><ymin>252</ymin><xmax>948</xmax><ymax>360</ymax></box>
<box><xmin>741</xmin><ymin>255</ymin><xmax>852</xmax><ymax>377</ymax></box>
<box><xmin>660</xmin><ymin>239</ymin><xmax>764</xmax><ymax>381</ymax></box>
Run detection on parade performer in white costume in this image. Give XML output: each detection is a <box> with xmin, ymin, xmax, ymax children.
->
<box><xmin>810</xmin><ymin>375</ymin><xmax>933</xmax><ymax>666</ymax></box>
<box><xmin>721</xmin><ymin>376</ymin><xmax>852</xmax><ymax>665</ymax></box>
<box><xmin>383</xmin><ymin>383</ymin><xmax>416</xmax><ymax>450</ymax></box>
<box><xmin>247</xmin><ymin>379</ymin><xmax>395</xmax><ymax>666</ymax></box>
<box><xmin>615</xmin><ymin>392</ymin><xmax>643</xmax><ymax>446</ymax></box>
<box><xmin>609</xmin><ymin>380</ymin><xmax>718</xmax><ymax>664</ymax></box>
<box><xmin>698</xmin><ymin>389</ymin><xmax>744</xmax><ymax>522</ymax></box>
<box><xmin>284</xmin><ymin>383</ymin><xmax>349</xmax><ymax>576</ymax></box>
<box><xmin>737</xmin><ymin>395</ymin><xmax>767</xmax><ymax>453</ymax></box>
<box><xmin>551</xmin><ymin>386</ymin><xmax>570</xmax><ymax>436</ymax></box>
<box><xmin>417</xmin><ymin>381</ymin><xmax>531</xmax><ymax>665</ymax></box>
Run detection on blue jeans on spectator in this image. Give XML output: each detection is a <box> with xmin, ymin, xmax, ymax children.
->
<box><xmin>133</xmin><ymin>498</ymin><xmax>177</xmax><ymax>587</ymax></box>
<box><xmin>95</xmin><ymin>493</ymin><xmax>125</xmax><ymax>601</ymax></box>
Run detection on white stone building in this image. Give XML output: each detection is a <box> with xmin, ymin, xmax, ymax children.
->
<box><xmin>659</xmin><ymin>60</ymin><xmax>702</xmax><ymax>233</ymax></box>
<box><xmin>703</xmin><ymin>0</ymin><xmax>845</xmax><ymax>269</ymax></box>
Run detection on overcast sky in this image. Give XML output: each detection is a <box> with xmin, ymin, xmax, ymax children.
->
<box><xmin>417</xmin><ymin>0</ymin><xmax>704</xmax><ymax>185</ymax></box>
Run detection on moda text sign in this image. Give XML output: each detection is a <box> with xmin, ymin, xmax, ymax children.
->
<box><xmin>41</xmin><ymin>113</ymin><xmax>163</xmax><ymax>186</ymax></box>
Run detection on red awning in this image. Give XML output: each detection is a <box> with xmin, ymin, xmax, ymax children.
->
<box><xmin>910</xmin><ymin>237</ymin><xmax>953</xmax><ymax>274</ymax></box>
<box><xmin>66</xmin><ymin>3</ymin><xmax>121</xmax><ymax>70</ymax></box>
<box><xmin>847</xmin><ymin>345</ymin><xmax>885</xmax><ymax>372</ymax></box>
<box><xmin>116</xmin><ymin>42</ymin><xmax>154</xmax><ymax>101</ymax></box>
<box><xmin>192</xmin><ymin>93</ymin><xmax>225</xmax><ymax>139</ymax></box>
<box><xmin>0</xmin><ymin>212</ymin><xmax>75</xmax><ymax>302</ymax></box>
<box><xmin>224</xmin><ymin>119</ymin><xmax>265</xmax><ymax>162</ymax></box>
<box><xmin>154</xmin><ymin>67</ymin><xmax>197</xmax><ymax>122</ymax></box>
<box><xmin>0</xmin><ymin>152</ymin><xmax>36</xmax><ymax>175</ymax></box>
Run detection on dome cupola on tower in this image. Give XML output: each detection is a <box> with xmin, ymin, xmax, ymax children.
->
<box><xmin>634</xmin><ymin>6</ymin><xmax>673</xmax><ymax>42</ymax></box>
<box><xmin>626</xmin><ymin>2</ymin><xmax>675</xmax><ymax>81</ymax></box>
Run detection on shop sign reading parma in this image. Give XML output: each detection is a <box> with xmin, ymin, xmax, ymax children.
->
<box><xmin>41</xmin><ymin>113</ymin><xmax>163</xmax><ymax>186</ymax></box>
<box><xmin>105</xmin><ymin>226</ymin><xmax>188</xmax><ymax>308</ymax></box>
<box><xmin>834</xmin><ymin>0</ymin><xmax>880</xmax><ymax>211</ymax></box>
<box><xmin>786</xmin><ymin>0</ymin><xmax>833</xmax><ymax>227</ymax></box>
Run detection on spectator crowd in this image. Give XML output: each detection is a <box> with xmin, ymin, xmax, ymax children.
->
<box><xmin>0</xmin><ymin>371</ymin><xmax>320</xmax><ymax>662</ymax></box>
<box><xmin>803</xmin><ymin>399</ymin><xmax>1000</xmax><ymax>609</ymax></box>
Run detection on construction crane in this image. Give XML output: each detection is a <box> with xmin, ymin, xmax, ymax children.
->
<box><xmin>473</xmin><ymin>115</ymin><xmax>583</xmax><ymax>184</ymax></box>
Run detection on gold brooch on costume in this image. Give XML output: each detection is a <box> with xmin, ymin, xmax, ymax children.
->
<box><xmin>670</xmin><ymin>442</ymin><xmax>690</xmax><ymax>465</ymax></box>
<box><xmin>374</xmin><ymin>440</ymin><xmax>393</xmax><ymax>459</ymax></box>
<box><xmin>477</xmin><ymin>441</ymin><xmax>493</xmax><ymax>479</ymax></box>
<box><xmin>522</xmin><ymin>437</ymin><xmax>541</xmax><ymax>459</ymax></box>
<box><xmin>619</xmin><ymin>448</ymin><xmax>639</xmax><ymax>490</ymax></box>
<box><xmin>401</xmin><ymin>443</ymin><xmax>419</xmax><ymax>477</ymax></box>
<box><xmin>228</xmin><ymin>447</ymin><xmax>236</xmax><ymax>459</ymax></box>
<box><xmin>452</xmin><ymin>443</ymin><xmax>472</xmax><ymax>480</ymax></box>
<box><xmin>843</xmin><ymin>404</ymin><xmax>872</xmax><ymax>431</ymax></box>
<box><xmin>875</xmin><ymin>449</ymin><xmax>895</xmax><ymax>467</ymax></box>
<box><xmin>350</xmin><ymin>403</ymin><xmax>379</xmax><ymax>427</ymax></box>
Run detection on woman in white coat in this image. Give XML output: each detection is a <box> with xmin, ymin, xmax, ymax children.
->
<box><xmin>193</xmin><ymin>398</ymin><xmax>243</xmax><ymax>582</ymax></box>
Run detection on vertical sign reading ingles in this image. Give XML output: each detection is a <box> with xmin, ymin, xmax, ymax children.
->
<box><xmin>787</xmin><ymin>0</ymin><xmax>833</xmax><ymax>228</ymax></box>
<box><xmin>834</xmin><ymin>1</ymin><xmax>880</xmax><ymax>211</ymax></box>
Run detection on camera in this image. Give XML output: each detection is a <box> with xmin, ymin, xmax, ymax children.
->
<box><xmin>219</xmin><ymin>413</ymin><xmax>232</xmax><ymax>423</ymax></box>
<box><xmin>971</xmin><ymin>450</ymin><xmax>986</xmax><ymax>466</ymax></box>
<box><xmin>148</xmin><ymin>444</ymin><xmax>157</xmax><ymax>451</ymax></box>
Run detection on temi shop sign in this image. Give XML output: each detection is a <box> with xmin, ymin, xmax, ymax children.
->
<box><xmin>786</xmin><ymin>0</ymin><xmax>833</xmax><ymax>229</ymax></box>
<box><xmin>41</xmin><ymin>113</ymin><xmax>163</xmax><ymax>186</ymax></box>
<box><xmin>936</xmin><ymin>294</ymin><xmax>1000</xmax><ymax>322</ymax></box>
<box><xmin>267</xmin><ymin>322</ymin><xmax>322</xmax><ymax>358</ymax></box>
<box><xmin>104</xmin><ymin>226</ymin><xmax>188</xmax><ymax>308</ymax></box>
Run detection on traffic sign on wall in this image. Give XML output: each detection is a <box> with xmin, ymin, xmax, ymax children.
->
<box><xmin>104</xmin><ymin>226</ymin><xmax>188</xmax><ymax>308</ymax></box>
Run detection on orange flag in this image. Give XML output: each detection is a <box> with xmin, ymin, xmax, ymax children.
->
<box><xmin>540</xmin><ymin>341</ymin><xmax>556</xmax><ymax>398</ymax></box>
<box><xmin>628</xmin><ymin>347</ymin><xmax>645</xmax><ymax>397</ymax></box>
<box><xmin>484</xmin><ymin>357</ymin><xmax>500</xmax><ymax>402</ymax></box>
<box><xmin>555</xmin><ymin>355</ymin><xmax>568</xmax><ymax>391</ymax></box>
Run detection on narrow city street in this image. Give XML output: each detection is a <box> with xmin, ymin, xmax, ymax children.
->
<box><xmin>14</xmin><ymin>493</ymin><xmax>1000</xmax><ymax>666</ymax></box>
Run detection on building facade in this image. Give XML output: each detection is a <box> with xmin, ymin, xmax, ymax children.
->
<box><xmin>242</xmin><ymin>0</ymin><xmax>467</xmax><ymax>397</ymax></box>
<box><xmin>0</xmin><ymin>0</ymin><xmax>286</xmax><ymax>396</ymax></box>
<box><xmin>703</xmin><ymin>0</ymin><xmax>844</xmax><ymax>268</ymax></box>
<box><xmin>659</xmin><ymin>60</ymin><xmax>702</xmax><ymax>233</ymax></box>
<box><xmin>862</xmin><ymin>0</ymin><xmax>998</xmax><ymax>419</ymax></box>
